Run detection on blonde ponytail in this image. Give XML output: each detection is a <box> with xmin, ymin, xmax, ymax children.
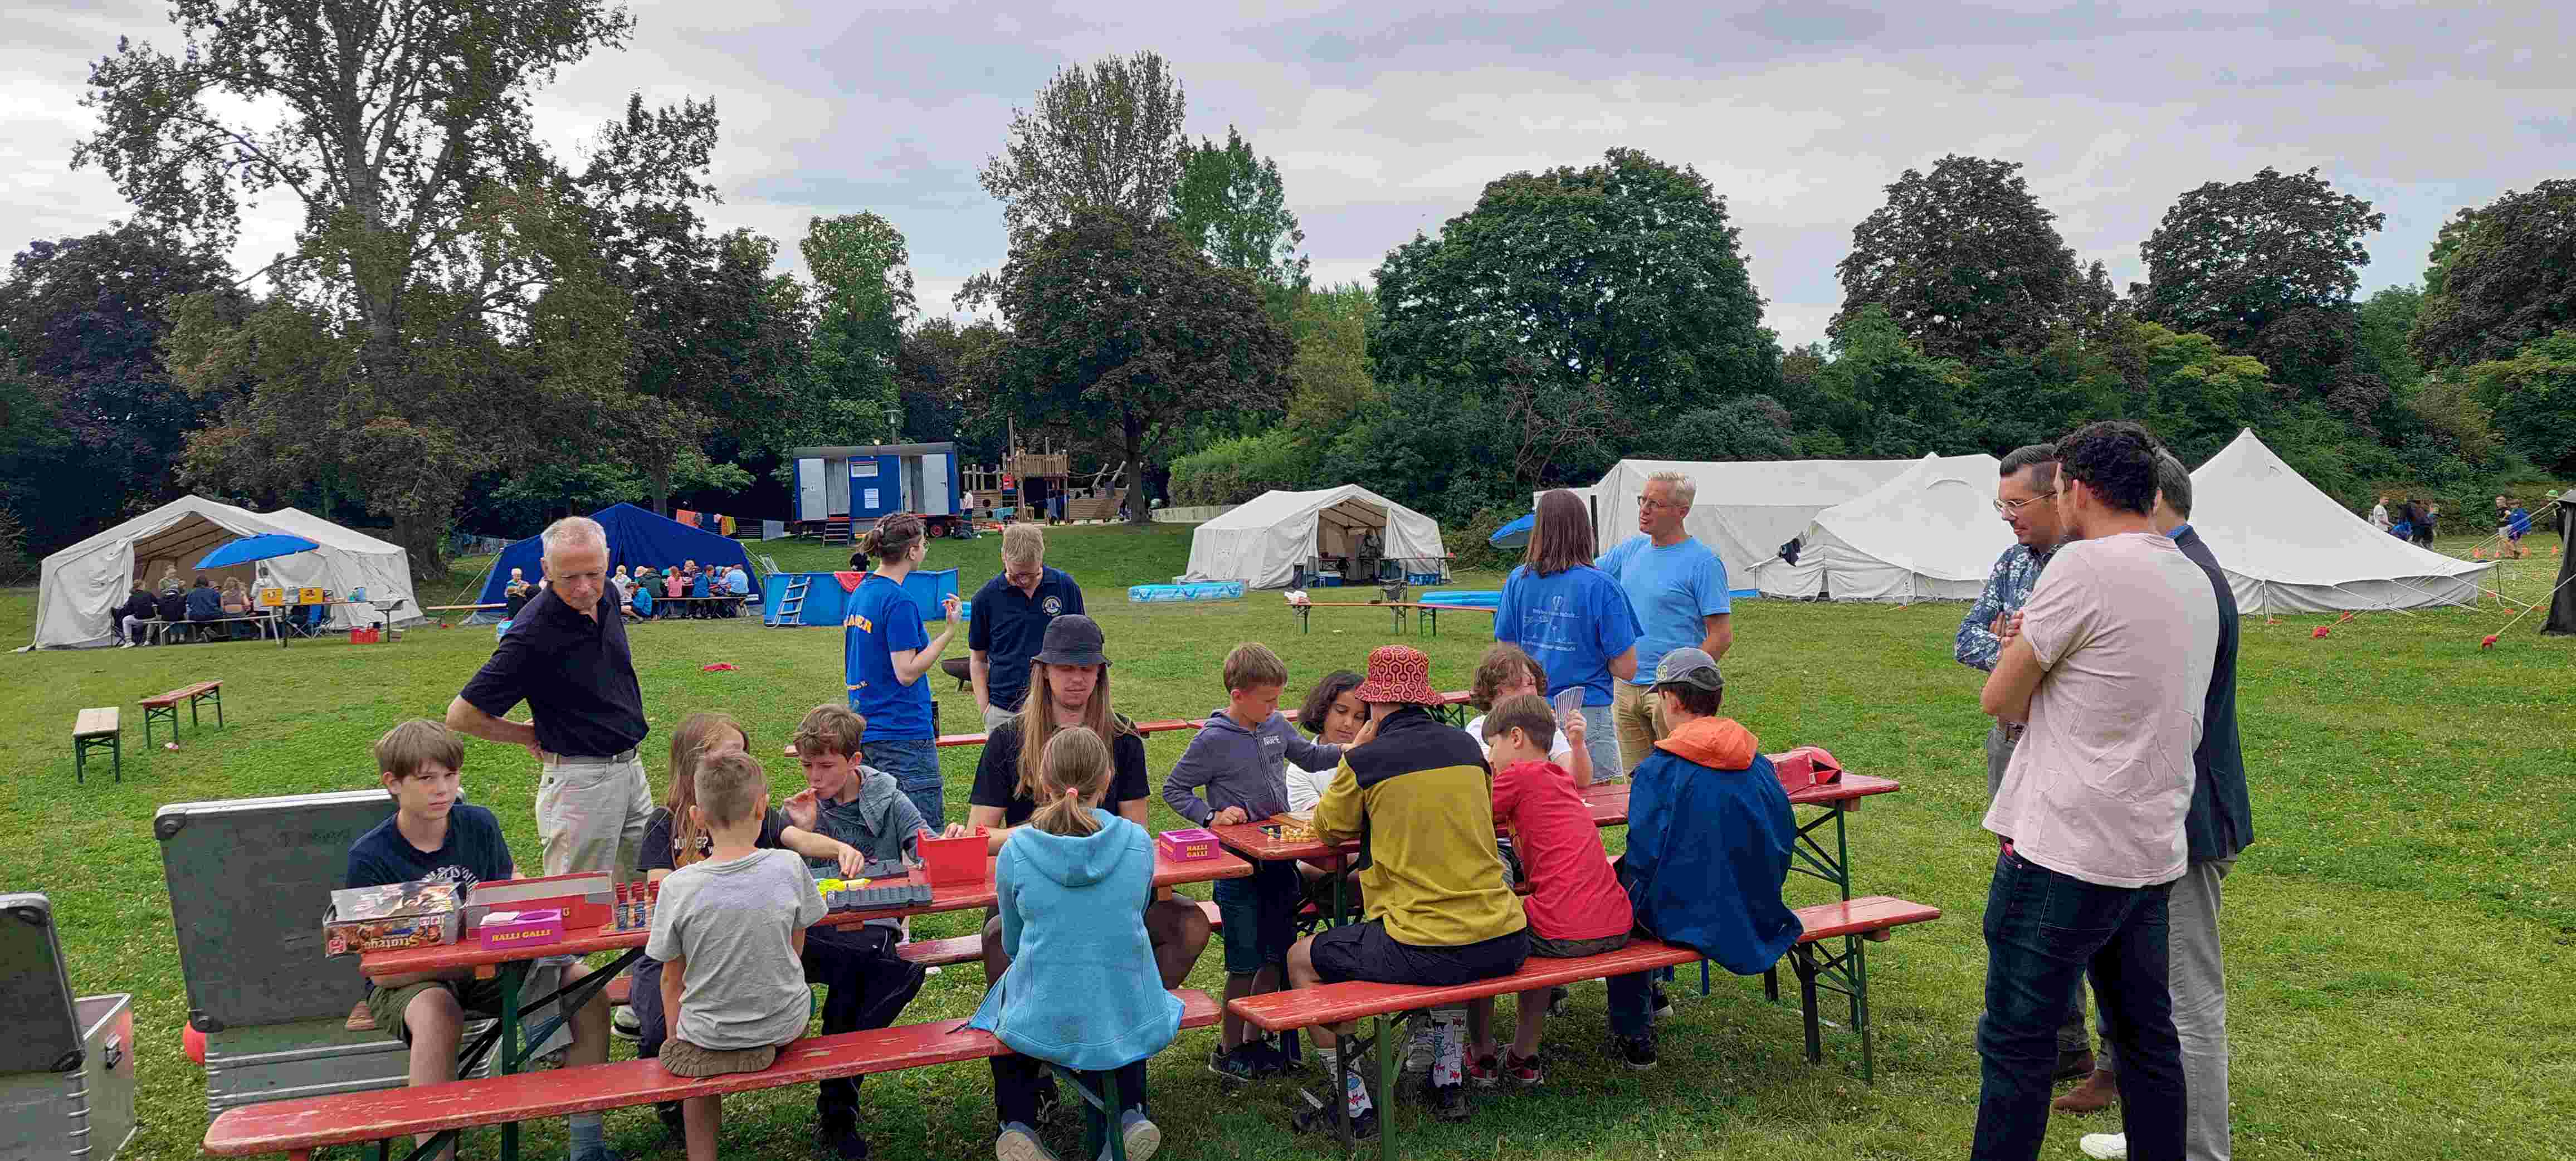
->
<box><xmin>1030</xmin><ymin>726</ymin><xmax>1111</xmax><ymax>837</ymax></box>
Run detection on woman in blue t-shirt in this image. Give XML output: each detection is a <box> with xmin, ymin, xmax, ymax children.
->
<box><xmin>1493</xmin><ymin>489</ymin><xmax>1638</xmax><ymax>782</ymax></box>
<box><xmin>843</xmin><ymin>513</ymin><xmax>963</xmax><ymax>827</ymax></box>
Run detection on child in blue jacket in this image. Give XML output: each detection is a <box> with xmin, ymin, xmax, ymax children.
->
<box><xmin>969</xmin><ymin>726</ymin><xmax>1180</xmax><ymax>1161</ymax></box>
<box><xmin>1610</xmin><ymin>647</ymin><xmax>1802</xmax><ymax>1069</ymax></box>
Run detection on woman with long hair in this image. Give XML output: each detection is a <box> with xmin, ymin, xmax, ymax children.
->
<box><xmin>956</xmin><ymin>613</ymin><xmax>1213</xmax><ymax>992</ymax></box>
<box><xmin>843</xmin><ymin>513</ymin><xmax>963</xmax><ymax>827</ymax></box>
<box><xmin>1493</xmin><ymin>490</ymin><xmax>1638</xmax><ymax>782</ymax></box>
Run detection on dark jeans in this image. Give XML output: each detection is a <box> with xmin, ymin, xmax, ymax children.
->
<box><xmin>863</xmin><ymin>738</ymin><xmax>945</xmax><ymax>831</ymax></box>
<box><xmin>993</xmin><ymin>1055</ymin><xmax>1145</xmax><ymax>1143</ymax></box>
<box><xmin>1973</xmin><ymin>847</ymin><xmax>2185</xmax><ymax>1161</ymax></box>
<box><xmin>633</xmin><ymin>923</ymin><xmax>924</xmax><ymax>1126</ymax></box>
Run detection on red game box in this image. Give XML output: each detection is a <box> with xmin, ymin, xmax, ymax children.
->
<box><xmin>476</xmin><ymin>908</ymin><xmax>565</xmax><ymax>949</ymax></box>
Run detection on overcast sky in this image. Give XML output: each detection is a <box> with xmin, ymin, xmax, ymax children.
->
<box><xmin>7</xmin><ymin>1</ymin><xmax>2572</xmax><ymax>348</ymax></box>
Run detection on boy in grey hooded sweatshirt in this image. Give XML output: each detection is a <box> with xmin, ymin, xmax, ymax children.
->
<box><xmin>1162</xmin><ymin>644</ymin><xmax>1345</xmax><ymax>1079</ymax></box>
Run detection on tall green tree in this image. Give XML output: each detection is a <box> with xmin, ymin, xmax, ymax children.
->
<box><xmin>2138</xmin><ymin>167</ymin><xmax>2383</xmax><ymax>344</ymax></box>
<box><xmin>1833</xmin><ymin>155</ymin><xmax>2085</xmax><ymax>362</ymax></box>
<box><xmin>993</xmin><ymin>210</ymin><xmax>1291</xmax><ymax>525</ymax></box>
<box><xmin>2354</xmin><ymin>285</ymin><xmax>2426</xmax><ymax>392</ymax></box>
<box><xmin>2461</xmin><ymin>329</ymin><xmax>2576</xmax><ymax>475</ymax></box>
<box><xmin>894</xmin><ymin>318</ymin><xmax>1008</xmax><ymax>461</ymax></box>
<box><xmin>1282</xmin><ymin>282</ymin><xmax>1377</xmax><ymax>442</ymax></box>
<box><xmin>2409</xmin><ymin>179</ymin><xmax>2576</xmax><ymax>369</ymax></box>
<box><xmin>1170</xmin><ymin>125</ymin><xmax>1309</xmax><ymax>317</ymax></box>
<box><xmin>1373</xmin><ymin>147</ymin><xmax>1778</xmax><ymax>440</ymax></box>
<box><xmin>976</xmin><ymin>51</ymin><xmax>1187</xmax><ymax>248</ymax></box>
<box><xmin>613</xmin><ymin>226</ymin><xmax>811</xmax><ymax>515</ymax></box>
<box><xmin>75</xmin><ymin>0</ymin><xmax>716</xmax><ymax>564</ymax></box>
<box><xmin>793</xmin><ymin>212</ymin><xmax>915</xmax><ymax>447</ymax></box>
<box><xmin>0</xmin><ymin>227</ymin><xmax>247</xmax><ymax>553</ymax></box>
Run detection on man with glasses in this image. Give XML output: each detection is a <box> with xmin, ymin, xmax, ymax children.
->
<box><xmin>1956</xmin><ymin>444</ymin><xmax>2097</xmax><ymax>1084</ymax></box>
<box><xmin>1596</xmin><ymin>470</ymin><xmax>1734</xmax><ymax>775</ymax></box>
<box><xmin>968</xmin><ymin>523</ymin><xmax>1085</xmax><ymax>730</ymax></box>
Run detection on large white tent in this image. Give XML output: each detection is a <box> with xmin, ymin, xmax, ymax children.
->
<box><xmin>1759</xmin><ymin>453</ymin><xmax>2009</xmax><ymax>602</ymax></box>
<box><xmin>2189</xmin><ymin>430</ymin><xmax>2490</xmax><ymax>613</ymax></box>
<box><xmin>1180</xmin><ymin>485</ymin><xmax>1446</xmax><ymax>590</ymax></box>
<box><xmin>28</xmin><ymin>496</ymin><xmax>421</xmax><ymax>650</ymax></box>
<box><xmin>1564</xmin><ymin>457</ymin><xmax>1920</xmax><ymax>587</ymax></box>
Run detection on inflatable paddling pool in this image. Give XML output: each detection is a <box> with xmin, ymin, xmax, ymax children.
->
<box><xmin>1129</xmin><ymin>581</ymin><xmax>1246</xmax><ymax>602</ymax></box>
<box><xmin>1417</xmin><ymin>589</ymin><xmax>1502</xmax><ymax>608</ymax></box>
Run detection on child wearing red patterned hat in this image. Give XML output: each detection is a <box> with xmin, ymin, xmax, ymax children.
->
<box><xmin>1282</xmin><ymin>645</ymin><xmax>1528</xmax><ymax>1134</ymax></box>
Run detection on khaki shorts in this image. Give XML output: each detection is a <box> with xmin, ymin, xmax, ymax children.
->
<box><xmin>365</xmin><ymin>978</ymin><xmax>507</xmax><ymax>1045</ymax></box>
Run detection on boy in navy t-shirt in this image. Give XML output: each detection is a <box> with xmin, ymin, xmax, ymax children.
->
<box><xmin>345</xmin><ymin>720</ymin><xmax>621</xmax><ymax>1161</ymax></box>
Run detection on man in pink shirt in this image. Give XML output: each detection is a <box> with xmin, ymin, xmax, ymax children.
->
<box><xmin>1972</xmin><ymin>421</ymin><xmax>2217</xmax><ymax>1161</ymax></box>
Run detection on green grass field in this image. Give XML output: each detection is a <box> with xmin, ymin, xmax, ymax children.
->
<box><xmin>4</xmin><ymin>520</ymin><xmax>2570</xmax><ymax>1160</ymax></box>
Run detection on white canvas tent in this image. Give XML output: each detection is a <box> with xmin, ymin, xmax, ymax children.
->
<box><xmin>2189</xmin><ymin>430</ymin><xmax>2490</xmax><ymax>613</ymax></box>
<box><xmin>1759</xmin><ymin>453</ymin><xmax>2009</xmax><ymax>602</ymax></box>
<box><xmin>28</xmin><ymin>496</ymin><xmax>422</xmax><ymax>650</ymax></box>
<box><xmin>1180</xmin><ymin>485</ymin><xmax>1446</xmax><ymax>590</ymax></box>
<box><xmin>1565</xmin><ymin>457</ymin><xmax>1920</xmax><ymax>587</ymax></box>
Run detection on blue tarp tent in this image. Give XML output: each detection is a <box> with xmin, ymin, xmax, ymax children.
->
<box><xmin>469</xmin><ymin>503</ymin><xmax>754</xmax><ymax>621</ymax></box>
<box><xmin>763</xmin><ymin>569</ymin><xmax>959</xmax><ymax>627</ymax></box>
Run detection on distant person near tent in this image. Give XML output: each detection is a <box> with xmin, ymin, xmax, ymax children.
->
<box><xmin>2369</xmin><ymin>495</ymin><xmax>2390</xmax><ymax>532</ymax></box>
<box><xmin>2496</xmin><ymin>495</ymin><xmax>2533</xmax><ymax>558</ymax></box>
<box><xmin>2413</xmin><ymin>501</ymin><xmax>2438</xmax><ymax>548</ymax></box>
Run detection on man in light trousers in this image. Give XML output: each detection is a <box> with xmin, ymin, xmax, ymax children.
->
<box><xmin>2069</xmin><ymin>452</ymin><xmax>2252</xmax><ymax>1161</ymax></box>
<box><xmin>448</xmin><ymin>516</ymin><xmax>654</xmax><ymax>879</ymax></box>
<box><xmin>1595</xmin><ymin>469</ymin><xmax>1733</xmax><ymax>776</ymax></box>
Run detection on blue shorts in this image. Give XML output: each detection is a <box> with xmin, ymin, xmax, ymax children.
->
<box><xmin>1213</xmin><ymin>859</ymin><xmax>1301</xmax><ymax>974</ymax></box>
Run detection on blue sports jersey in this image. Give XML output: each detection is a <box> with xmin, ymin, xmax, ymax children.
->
<box><xmin>845</xmin><ymin>574</ymin><xmax>935</xmax><ymax>739</ymax></box>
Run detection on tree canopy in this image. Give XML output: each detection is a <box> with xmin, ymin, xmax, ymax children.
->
<box><xmin>2136</xmin><ymin>167</ymin><xmax>2382</xmax><ymax>350</ymax></box>
<box><xmin>977</xmin><ymin>52</ymin><xmax>1187</xmax><ymax>248</ymax></box>
<box><xmin>2409</xmin><ymin>179</ymin><xmax>2576</xmax><ymax>369</ymax></box>
<box><xmin>1170</xmin><ymin>125</ymin><xmax>1310</xmax><ymax>316</ymax></box>
<box><xmin>1833</xmin><ymin>154</ymin><xmax>2085</xmax><ymax>362</ymax></box>
<box><xmin>993</xmin><ymin>210</ymin><xmax>1291</xmax><ymax>524</ymax></box>
<box><xmin>1374</xmin><ymin>147</ymin><xmax>1779</xmax><ymax>435</ymax></box>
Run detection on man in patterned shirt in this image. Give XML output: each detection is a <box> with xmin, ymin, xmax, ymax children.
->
<box><xmin>1956</xmin><ymin>443</ymin><xmax>2097</xmax><ymax>1086</ymax></box>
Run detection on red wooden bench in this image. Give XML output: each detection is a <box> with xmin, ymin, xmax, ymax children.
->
<box><xmin>207</xmin><ymin>989</ymin><xmax>1219</xmax><ymax>1160</ymax></box>
<box><xmin>139</xmin><ymin>680</ymin><xmax>223</xmax><ymax>747</ymax></box>
<box><xmin>1228</xmin><ymin>896</ymin><xmax>1939</xmax><ymax>1159</ymax></box>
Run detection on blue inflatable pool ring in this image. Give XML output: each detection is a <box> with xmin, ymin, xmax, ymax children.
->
<box><xmin>1129</xmin><ymin>582</ymin><xmax>1245</xmax><ymax>603</ymax></box>
<box><xmin>1418</xmin><ymin>589</ymin><xmax>1503</xmax><ymax>608</ymax></box>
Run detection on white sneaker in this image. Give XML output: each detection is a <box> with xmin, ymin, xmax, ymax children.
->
<box><xmin>996</xmin><ymin>1122</ymin><xmax>1058</xmax><ymax>1161</ymax></box>
<box><xmin>1402</xmin><ymin>1018</ymin><xmax>1436</xmax><ymax>1074</ymax></box>
<box><xmin>2079</xmin><ymin>1133</ymin><xmax>2128</xmax><ymax>1159</ymax></box>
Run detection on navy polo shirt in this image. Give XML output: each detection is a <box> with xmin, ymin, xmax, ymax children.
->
<box><xmin>458</xmin><ymin>584</ymin><xmax>648</xmax><ymax>758</ymax></box>
<box><xmin>967</xmin><ymin>567</ymin><xmax>1085</xmax><ymax>712</ymax></box>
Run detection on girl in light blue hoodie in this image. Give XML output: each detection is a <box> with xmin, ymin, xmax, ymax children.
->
<box><xmin>968</xmin><ymin>726</ymin><xmax>1179</xmax><ymax>1161</ymax></box>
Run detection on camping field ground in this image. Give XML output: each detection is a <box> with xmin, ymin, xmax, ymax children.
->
<box><xmin>4</xmin><ymin>520</ymin><xmax>2570</xmax><ymax>1161</ymax></box>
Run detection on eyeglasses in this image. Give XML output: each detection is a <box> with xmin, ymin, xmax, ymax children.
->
<box><xmin>1992</xmin><ymin>494</ymin><xmax>2055</xmax><ymax>515</ymax></box>
<box><xmin>1637</xmin><ymin>496</ymin><xmax>1683</xmax><ymax>511</ymax></box>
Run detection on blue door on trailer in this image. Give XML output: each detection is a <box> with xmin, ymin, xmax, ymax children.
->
<box><xmin>850</xmin><ymin>455</ymin><xmax>902</xmax><ymax>519</ymax></box>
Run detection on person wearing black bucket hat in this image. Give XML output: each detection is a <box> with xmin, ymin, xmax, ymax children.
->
<box><xmin>956</xmin><ymin>613</ymin><xmax>1213</xmax><ymax>992</ymax></box>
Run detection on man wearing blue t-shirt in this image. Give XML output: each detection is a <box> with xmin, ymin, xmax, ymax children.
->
<box><xmin>1594</xmin><ymin>470</ymin><xmax>1734</xmax><ymax>774</ymax></box>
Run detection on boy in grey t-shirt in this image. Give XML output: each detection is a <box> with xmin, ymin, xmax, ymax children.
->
<box><xmin>647</xmin><ymin>753</ymin><xmax>827</xmax><ymax>1161</ymax></box>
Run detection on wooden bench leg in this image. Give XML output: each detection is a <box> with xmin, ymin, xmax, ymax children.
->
<box><xmin>1793</xmin><ymin>945</ymin><xmax>1824</xmax><ymax>1066</ymax></box>
<box><xmin>210</xmin><ymin>687</ymin><xmax>223</xmax><ymax>728</ymax></box>
<box><xmin>73</xmin><ymin>738</ymin><xmax>84</xmax><ymax>785</ymax></box>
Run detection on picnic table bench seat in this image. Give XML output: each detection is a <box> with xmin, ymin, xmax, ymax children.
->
<box><xmin>1227</xmin><ymin>895</ymin><xmax>1938</xmax><ymax>1158</ymax></box>
<box><xmin>72</xmin><ymin>707</ymin><xmax>121</xmax><ymax>783</ymax></box>
<box><xmin>140</xmin><ymin>680</ymin><xmax>223</xmax><ymax>745</ymax></box>
<box><xmin>207</xmin><ymin>989</ymin><xmax>1219</xmax><ymax>1160</ymax></box>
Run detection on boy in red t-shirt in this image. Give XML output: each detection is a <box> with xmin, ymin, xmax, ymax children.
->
<box><xmin>1466</xmin><ymin>694</ymin><xmax>1634</xmax><ymax>1086</ymax></box>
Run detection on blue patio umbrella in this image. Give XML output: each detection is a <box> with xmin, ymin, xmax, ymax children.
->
<box><xmin>195</xmin><ymin>533</ymin><xmax>320</xmax><ymax>569</ymax></box>
<box><xmin>1490</xmin><ymin>513</ymin><xmax>1535</xmax><ymax>549</ymax></box>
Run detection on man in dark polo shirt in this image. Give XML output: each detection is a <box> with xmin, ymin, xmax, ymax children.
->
<box><xmin>446</xmin><ymin>516</ymin><xmax>653</xmax><ymax>879</ymax></box>
<box><xmin>967</xmin><ymin>523</ymin><xmax>1085</xmax><ymax>730</ymax></box>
